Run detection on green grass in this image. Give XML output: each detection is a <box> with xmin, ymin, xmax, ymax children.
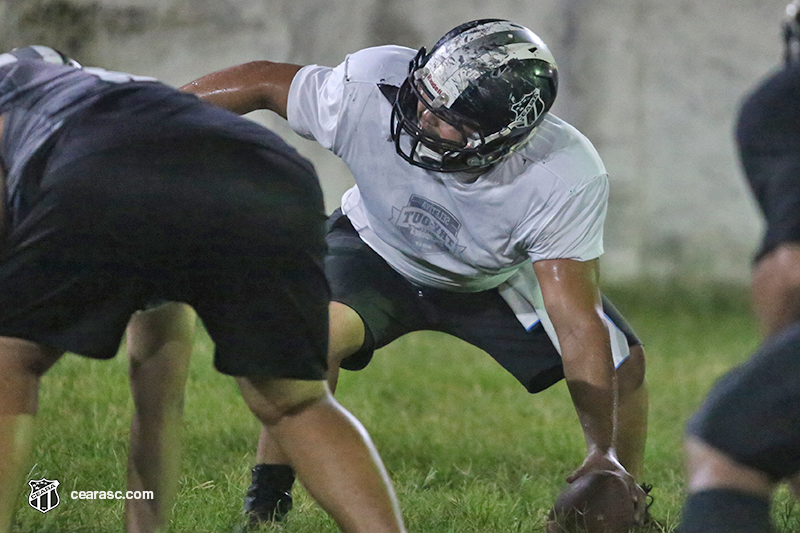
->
<box><xmin>10</xmin><ymin>282</ymin><xmax>800</xmax><ymax>531</ymax></box>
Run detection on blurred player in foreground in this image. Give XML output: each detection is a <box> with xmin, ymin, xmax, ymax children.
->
<box><xmin>181</xmin><ymin>19</ymin><xmax>650</xmax><ymax>524</ymax></box>
<box><xmin>0</xmin><ymin>46</ymin><xmax>405</xmax><ymax>533</ymax></box>
<box><xmin>680</xmin><ymin>4</ymin><xmax>800</xmax><ymax>532</ymax></box>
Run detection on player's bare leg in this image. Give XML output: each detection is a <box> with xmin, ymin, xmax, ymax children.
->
<box><xmin>255</xmin><ymin>302</ymin><xmax>365</xmax><ymax>461</ymax></box>
<box><xmin>751</xmin><ymin>244</ymin><xmax>800</xmax><ymax>338</ymax></box>
<box><xmin>0</xmin><ymin>337</ymin><xmax>62</xmax><ymax>533</ymax></box>
<box><xmin>681</xmin><ymin>437</ymin><xmax>775</xmax><ymax>532</ymax></box>
<box><xmin>247</xmin><ymin>302</ymin><xmax>365</xmax><ymax>521</ymax></box>
<box><xmin>615</xmin><ymin>344</ymin><xmax>648</xmax><ymax>480</ymax></box>
<box><xmin>126</xmin><ymin>303</ymin><xmax>196</xmax><ymax>533</ymax></box>
<box><xmin>237</xmin><ymin>376</ymin><xmax>405</xmax><ymax>533</ymax></box>
<box><xmin>685</xmin><ymin>437</ymin><xmax>773</xmax><ymax>495</ymax></box>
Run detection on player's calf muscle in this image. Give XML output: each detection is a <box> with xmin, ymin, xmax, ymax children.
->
<box><xmin>617</xmin><ymin>345</ymin><xmax>646</xmax><ymax>395</ymax></box>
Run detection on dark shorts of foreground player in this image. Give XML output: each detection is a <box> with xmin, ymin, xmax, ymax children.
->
<box><xmin>0</xmin><ymin>94</ymin><xmax>330</xmax><ymax>380</ymax></box>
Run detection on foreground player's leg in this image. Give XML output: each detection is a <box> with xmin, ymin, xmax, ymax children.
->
<box><xmin>681</xmin><ymin>438</ymin><xmax>775</xmax><ymax>533</ymax></box>
<box><xmin>681</xmin><ymin>321</ymin><xmax>800</xmax><ymax>533</ymax></box>
<box><xmin>615</xmin><ymin>344</ymin><xmax>648</xmax><ymax>480</ymax></box>
<box><xmin>246</xmin><ymin>301</ymin><xmax>365</xmax><ymax>522</ymax></box>
<box><xmin>237</xmin><ymin>376</ymin><xmax>404</xmax><ymax>533</ymax></box>
<box><xmin>126</xmin><ymin>303</ymin><xmax>196</xmax><ymax>533</ymax></box>
<box><xmin>0</xmin><ymin>337</ymin><xmax>62</xmax><ymax>533</ymax></box>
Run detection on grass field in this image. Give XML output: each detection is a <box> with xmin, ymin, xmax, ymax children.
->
<box><xmin>9</xmin><ymin>282</ymin><xmax>800</xmax><ymax>532</ymax></box>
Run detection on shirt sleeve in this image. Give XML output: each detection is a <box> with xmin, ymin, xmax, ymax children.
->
<box><xmin>526</xmin><ymin>173</ymin><xmax>609</xmax><ymax>263</ymax></box>
<box><xmin>286</xmin><ymin>62</ymin><xmax>347</xmax><ymax>151</ymax></box>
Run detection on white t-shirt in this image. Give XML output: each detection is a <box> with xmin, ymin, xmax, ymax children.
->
<box><xmin>287</xmin><ymin>45</ymin><xmax>608</xmax><ymax>293</ymax></box>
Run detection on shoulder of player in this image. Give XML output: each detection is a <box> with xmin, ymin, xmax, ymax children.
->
<box><xmin>513</xmin><ymin>114</ymin><xmax>606</xmax><ymax>187</ymax></box>
<box><xmin>341</xmin><ymin>45</ymin><xmax>415</xmax><ymax>87</ymax></box>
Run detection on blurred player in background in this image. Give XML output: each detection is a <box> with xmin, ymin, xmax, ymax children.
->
<box><xmin>179</xmin><ymin>19</ymin><xmax>650</xmax><ymax>524</ymax></box>
<box><xmin>680</xmin><ymin>4</ymin><xmax>800</xmax><ymax>532</ymax></box>
<box><xmin>0</xmin><ymin>46</ymin><xmax>405</xmax><ymax>533</ymax></box>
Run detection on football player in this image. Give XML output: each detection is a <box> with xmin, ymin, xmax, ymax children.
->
<box><xmin>178</xmin><ymin>18</ymin><xmax>650</xmax><ymax>523</ymax></box>
<box><xmin>0</xmin><ymin>46</ymin><xmax>405</xmax><ymax>533</ymax></box>
<box><xmin>680</xmin><ymin>3</ymin><xmax>800</xmax><ymax>532</ymax></box>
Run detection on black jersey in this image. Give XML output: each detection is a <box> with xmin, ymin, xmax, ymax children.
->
<box><xmin>736</xmin><ymin>64</ymin><xmax>800</xmax><ymax>155</ymax></box>
<box><xmin>0</xmin><ymin>59</ymin><xmax>329</xmax><ymax>374</ymax></box>
<box><xmin>0</xmin><ymin>60</ymin><xmax>314</xmax><ymax>227</ymax></box>
<box><xmin>736</xmin><ymin>64</ymin><xmax>800</xmax><ymax>260</ymax></box>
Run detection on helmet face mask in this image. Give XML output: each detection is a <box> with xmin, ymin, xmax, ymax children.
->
<box><xmin>390</xmin><ymin>19</ymin><xmax>558</xmax><ymax>173</ymax></box>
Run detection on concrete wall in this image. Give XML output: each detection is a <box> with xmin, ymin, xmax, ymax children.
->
<box><xmin>1</xmin><ymin>0</ymin><xmax>787</xmax><ymax>282</ymax></box>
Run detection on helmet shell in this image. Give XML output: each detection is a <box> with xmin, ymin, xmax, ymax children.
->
<box><xmin>391</xmin><ymin>19</ymin><xmax>558</xmax><ymax>172</ymax></box>
<box><xmin>0</xmin><ymin>45</ymin><xmax>81</xmax><ymax>69</ymax></box>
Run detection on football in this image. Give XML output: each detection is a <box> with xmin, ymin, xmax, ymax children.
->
<box><xmin>546</xmin><ymin>471</ymin><xmax>639</xmax><ymax>533</ymax></box>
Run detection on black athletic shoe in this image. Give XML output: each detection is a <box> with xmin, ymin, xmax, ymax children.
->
<box><xmin>637</xmin><ymin>483</ymin><xmax>667</xmax><ymax>531</ymax></box>
<box><xmin>244</xmin><ymin>464</ymin><xmax>295</xmax><ymax>524</ymax></box>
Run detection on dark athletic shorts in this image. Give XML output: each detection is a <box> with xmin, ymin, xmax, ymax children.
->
<box><xmin>0</xmin><ymin>134</ymin><xmax>330</xmax><ymax>379</ymax></box>
<box><xmin>324</xmin><ymin>210</ymin><xmax>641</xmax><ymax>393</ymax></box>
<box><xmin>740</xmin><ymin>151</ymin><xmax>800</xmax><ymax>261</ymax></box>
<box><xmin>687</xmin><ymin>322</ymin><xmax>800</xmax><ymax>480</ymax></box>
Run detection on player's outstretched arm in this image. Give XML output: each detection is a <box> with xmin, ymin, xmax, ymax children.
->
<box><xmin>180</xmin><ymin>61</ymin><xmax>303</xmax><ymax>118</ymax></box>
<box><xmin>533</xmin><ymin>259</ymin><xmax>634</xmax><ymax>482</ymax></box>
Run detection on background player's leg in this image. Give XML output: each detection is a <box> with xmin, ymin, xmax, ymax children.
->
<box><xmin>0</xmin><ymin>337</ymin><xmax>62</xmax><ymax>533</ymax></box>
<box><xmin>751</xmin><ymin>244</ymin><xmax>800</xmax><ymax>338</ymax></box>
<box><xmin>681</xmin><ymin>437</ymin><xmax>775</xmax><ymax>533</ymax></box>
<box><xmin>125</xmin><ymin>303</ymin><xmax>196</xmax><ymax>533</ymax></box>
<box><xmin>681</xmin><ymin>322</ymin><xmax>800</xmax><ymax>532</ymax></box>
<box><xmin>248</xmin><ymin>302</ymin><xmax>367</xmax><ymax>521</ymax></box>
<box><xmin>685</xmin><ymin>437</ymin><xmax>773</xmax><ymax>495</ymax></box>
<box><xmin>615</xmin><ymin>344</ymin><xmax>648</xmax><ymax>479</ymax></box>
<box><xmin>237</xmin><ymin>376</ymin><xmax>405</xmax><ymax>533</ymax></box>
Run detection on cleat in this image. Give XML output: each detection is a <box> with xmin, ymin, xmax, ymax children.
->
<box><xmin>244</xmin><ymin>464</ymin><xmax>295</xmax><ymax>524</ymax></box>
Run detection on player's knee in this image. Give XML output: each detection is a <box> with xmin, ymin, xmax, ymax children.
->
<box><xmin>127</xmin><ymin>303</ymin><xmax>196</xmax><ymax>366</ymax></box>
<box><xmin>0</xmin><ymin>337</ymin><xmax>62</xmax><ymax>414</ymax></box>
<box><xmin>0</xmin><ymin>337</ymin><xmax>61</xmax><ymax>377</ymax></box>
<box><xmin>684</xmin><ymin>436</ymin><xmax>774</xmax><ymax>494</ymax></box>
<box><xmin>617</xmin><ymin>344</ymin><xmax>645</xmax><ymax>395</ymax></box>
<box><xmin>238</xmin><ymin>376</ymin><xmax>329</xmax><ymax>427</ymax></box>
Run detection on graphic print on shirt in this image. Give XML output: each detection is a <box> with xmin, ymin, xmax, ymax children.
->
<box><xmin>391</xmin><ymin>195</ymin><xmax>466</xmax><ymax>255</ymax></box>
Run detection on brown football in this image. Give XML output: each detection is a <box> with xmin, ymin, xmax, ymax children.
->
<box><xmin>546</xmin><ymin>471</ymin><xmax>638</xmax><ymax>533</ymax></box>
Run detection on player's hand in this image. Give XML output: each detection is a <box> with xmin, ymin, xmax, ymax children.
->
<box><xmin>567</xmin><ymin>450</ymin><xmax>648</xmax><ymax>524</ymax></box>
